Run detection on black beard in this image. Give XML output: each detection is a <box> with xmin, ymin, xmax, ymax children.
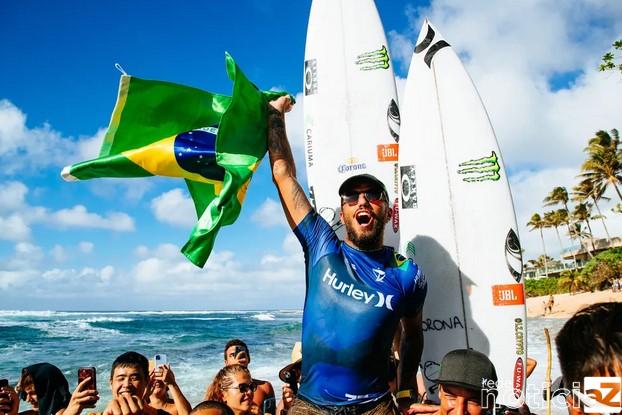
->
<box><xmin>345</xmin><ymin>216</ymin><xmax>385</xmax><ymax>250</ymax></box>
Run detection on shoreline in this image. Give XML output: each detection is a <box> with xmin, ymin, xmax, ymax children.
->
<box><xmin>526</xmin><ymin>288</ymin><xmax>622</xmax><ymax>318</ymax></box>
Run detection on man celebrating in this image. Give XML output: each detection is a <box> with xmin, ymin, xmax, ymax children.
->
<box><xmin>223</xmin><ymin>339</ymin><xmax>275</xmax><ymax>414</ymax></box>
<box><xmin>267</xmin><ymin>97</ymin><xmax>426</xmax><ymax>414</ymax></box>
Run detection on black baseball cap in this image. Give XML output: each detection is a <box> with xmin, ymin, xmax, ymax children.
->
<box><xmin>278</xmin><ymin>358</ymin><xmax>302</xmax><ymax>383</ymax></box>
<box><xmin>338</xmin><ymin>174</ymin><xmax>388</xmax><ymax>198</ymax></box>
<box><xmin>436</xmin><ymin>349</ymin><xmax>498</xmax><ymax>393</ymax></box>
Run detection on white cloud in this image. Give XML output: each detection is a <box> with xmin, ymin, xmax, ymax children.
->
<box><xmin>131</xmin><ymin>237</ymin><xmax>305</xmax><ymax>296</ymax></box>
<box><xmin>150</xmin><ymin>188</ymin><xmax>196</xmax><ymax>227</ymax></box>
<box><xmin>78</xmin><ymin>241</ymin><xmax>94</xmax><ymax>254</ymax></box>
<box><xmin>50</xmin><ymin>245</ymin><xmax>67</xmax><ymax>263</ymax></box>
<box><xmin>388</xmin><ymin>1</ymin><xmax>622</xmax><ymax>263</ymax></box>
<box><xmin>50</xmin><ymin>205</ymin><xmax>134</xmax><ymax>231</ymax></box>
<box><xmin>0</xmin><ymin>181</ymin><xmax>28</xmax><ymax>211</ymax></box>
<box><xmin>41</xmin><ymin>265</ymin><xmax>116</xmax><ymax>285</ymax></box>
<box><xmin>77</xmin><ymin>128</ymin><xmax>106</xmax><ymax>160</ymax></box>
<box><xmin>0</xmin><ymin>214</ymin><xmax>31</xmax><ymax>241</ymax></box>
<box><xmin>0</xmin><ymin>100</ymin><xmax>105</xmax><ymax>175</ymax></box>
<box><xmin>251</xmin><ymin>198</ymin><xmax>288</xmax><ymax>228</ymax></box>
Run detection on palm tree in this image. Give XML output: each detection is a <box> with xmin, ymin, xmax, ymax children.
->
<box><xmin>573</xmin><ymin>203</ymin><xmax>597</xmax><ymax>255</ymax></box>
<box><xmin>568</xmin><ymin>222</ymin><xmax>594</xmax><ymax>259</ymax></box>
<box><xmin>527</xmin><ymin>213</ymin><xmax>548</xmax><ymax>277</ymax></box>
<box><xmin>544</xmin><ymin>210</ymin><xmax>570</xmax><ymax>261</ymax></box>
<box><xmin>543</xmin><ymin>187</ymin><xmax>578</xmax><ymax>264</ymax></box>
<box><xmin>581</xmin><ymin>129</ymin><xmax>622</xmax><ymax>202</ymax></box>
<box><xmin>572</xmin><ymin>178</ymin><xmax>611</xmax><ymax>241</ymax></box>
<box><xmin>554</xmin><ymin>209</ymin><xmax>579</xmax><ymax>268</ymax></box>
<box><xmin>557</xmin><ymin>270</ymin><xmax>585</xmax><ymax>295</ymax></box>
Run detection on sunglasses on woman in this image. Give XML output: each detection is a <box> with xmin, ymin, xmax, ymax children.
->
<box><xmin>226</xmin><ymin>382</ymin><xmax>257</xmax><ymax>394</ymax></box>
<box><xmin>340</xmin><ymin>190</ymin><xmax>386</xmax><ymax>206</ymax></box>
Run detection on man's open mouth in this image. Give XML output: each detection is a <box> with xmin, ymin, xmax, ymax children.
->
<box><xmin>355</xmin><ymin>210</ymin><xmax>373</xmax><ymax>225</ymax></box>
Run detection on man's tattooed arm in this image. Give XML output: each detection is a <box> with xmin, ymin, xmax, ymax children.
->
<box><xmin>267</xmin><ymin>100</ymin><xmax>312</xmax><ymax>228</ymax></box>
<box><xmin>267</xmin><ymin>105</ymin><xmax>296</xmax><ymax>178</ymax></box>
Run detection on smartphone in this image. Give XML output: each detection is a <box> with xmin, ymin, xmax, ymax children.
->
<box><xmin>154</xmin><ymin>354</ymin><xmax>168</xmax><ymax>368</ymax></box>
<box><xmin>78</xmin><ymin>367</ymin><xmax>97</xmax><ymax>391</ymax></box>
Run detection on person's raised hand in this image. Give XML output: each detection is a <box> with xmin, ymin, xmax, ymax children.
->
<box><xmin>64</xmin><ymin>377</ymin><xmax>100</xmax><ymax>415</ymax></box>
<box><xmin>0</xmin><ymin>386</ymin><xmax>19</xmax><ymax>415</ymax></box>
<box><xmin>269</xmin><ymin>96</ymin><xmax>293</xmax><ymax>114</ymax></box>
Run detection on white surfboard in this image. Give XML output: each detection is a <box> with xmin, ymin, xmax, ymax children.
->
<box><xmin>398</xmin><ymin>20</ymin><xmax>527</xmax><ymax>407</ymax></box>
<box><xmin>303</xmin><ymin>0</ymin><xmax>401</xmax><ymax>248</ymax></box>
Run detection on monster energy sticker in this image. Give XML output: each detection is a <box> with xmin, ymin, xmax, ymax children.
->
<box><xmin>457</xmin><ymin>151</ymin><xmax>500</xmax><ymax>182</ymax></box>
<box><xmin>401</xmin><ymin>165</ymin><xmax>418</xmax><ymax>209</ymax></box>
<box><xmin>387</xmin><ymin>99</ymin><xmax>400</xmax><ymax>142</ymax></box>
<box><xmin>505</xmin><ymin>229</ymin><xmax>523</xmax><ymax>282</ymax></box>
<box><xmin>406</xmin><ymin>241</ymin><xmax>416</xmax><ymax>259</ymax></box>
<box><xmin>355</xmin><ymin>45</ymin><xmax>390</xmax><ymax>71</ymax></box>
<box><xmin>304</xmin><ymin>59</ymin><xmax>318</xmax><ymax>95</ymax></box>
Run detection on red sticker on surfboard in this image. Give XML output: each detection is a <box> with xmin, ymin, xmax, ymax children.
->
<box><xmin>377</xmin><ymin>144</ymin><xmax>398</xmax><ymax>162</ymax></box>
<box><xmin>513</xmin><ymin>357</ymin><xmax>524</xmax><ymax>398</ymax></box>
<box><xmin>492</xmin><ymin>284</ymin><xmax>525</xmax><ymax>306</ymax></box>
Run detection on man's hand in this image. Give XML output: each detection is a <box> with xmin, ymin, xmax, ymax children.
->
<box><xmin>0</xmin><ymin>386</ymin><xmax>19</xmax><ymax>415</ymax></box>
<box><xmin>281</xmin><ymin>384</ymin><xmax>296</xmax><ymax>410</ymax></box>
<box><xmin>103</xmin><ymin>395</ymin><xmax>144</xmax><ymax>415</ymax></box>
<box><xmin>154</xmin><ymin>364</ymin><xmax>176</xmax><ymax>387</ymax></box>
<box><xmin>269</xmin><ymin>96</ymin><xmax>293</xmax><ymax>115</ymax></box>
<box><xmin>64</xmin><ymin>377</ymin><xmax>99</xmax><ymax>415</ymax></box>
<box><xmin>406</xmin><ymin>403</ymin><xmax>440</xmax><ymax>415</ymax></box>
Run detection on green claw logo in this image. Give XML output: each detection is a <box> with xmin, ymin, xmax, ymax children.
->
<box><xmin>457</xmin><ymin>151</ymin><xmax>501</xmax><ymax>182</ymax></box>
<box><xmin>355</xmin><ymin>45</ymin><xmax>390</xmax><ymax>71</ymax></box>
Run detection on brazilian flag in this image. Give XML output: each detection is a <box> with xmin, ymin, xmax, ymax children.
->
<box><xmin>62</xmin><ymin>53</ymin><xmax>291</xmax><ymax>267</ymax></box>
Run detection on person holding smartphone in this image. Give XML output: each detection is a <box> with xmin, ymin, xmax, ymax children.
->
<box><xmin>63</xmin><ymin>371</ymin><xmax>99</xmax><ymax>415</ymax></box>
<box><xmin>147</xmin><ymin>361</ymin><xmax>191</xmax><ymax>415</ymax></box>
<box><xmin>101</xmin><ymin>351</ymin><xmax>161</xmax><ymax>415</ymax></box>
<box><xmin>0</xmin><ymin>380</ymin><xmax>19</xmax><ymax>415</ymax></box>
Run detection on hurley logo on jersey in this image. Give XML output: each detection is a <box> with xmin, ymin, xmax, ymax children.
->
<box><xmin>323</xmin><ymin>268</ymin><xmax>394</xmax><ymax>310</ymax></box>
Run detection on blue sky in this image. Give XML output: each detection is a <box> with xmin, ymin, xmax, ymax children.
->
<box><xmin>1</xmin><ymin>1</ymin><xmax>621</xmax><ymax>310</ymax></box>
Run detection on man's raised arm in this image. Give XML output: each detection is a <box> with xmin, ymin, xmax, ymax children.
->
<box><xmin>267</xmin><ymin>96</ymin><xmax>312</xmax><ymax>229</ymax></box>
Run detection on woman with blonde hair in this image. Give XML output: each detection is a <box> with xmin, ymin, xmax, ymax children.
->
<box><xmin>204</xmin><ymin>365</ymin><xmax>258</xmax><ymax>415</ymax></box>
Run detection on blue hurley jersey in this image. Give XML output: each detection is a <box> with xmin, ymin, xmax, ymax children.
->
<box><xmin>293</xmin><ymin>212</ymin><xmax>427</xmax><ymax>406</ymax></box>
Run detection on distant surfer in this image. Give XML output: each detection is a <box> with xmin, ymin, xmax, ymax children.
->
<box><xmin>267</xmin><ymin>95</ymin><xmax>427</xmax><ymax>414</ymax></box>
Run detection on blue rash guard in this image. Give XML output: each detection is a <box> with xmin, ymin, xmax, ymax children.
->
<box><xmin>293</xmin><ymin>211</ymin><xmax>427</xmax><ymax>406</ymax></box>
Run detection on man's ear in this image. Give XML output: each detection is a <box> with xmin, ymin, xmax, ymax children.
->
<box><xmin>386</xmin><ymin>207</ymin><xmax>392</xmax><ymax>224</ymax></box>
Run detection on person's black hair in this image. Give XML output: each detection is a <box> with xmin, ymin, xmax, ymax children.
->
<box><xmin>555</xmin><ymin>302</ymin><xmax>622</xmax><ymax>389</ymax></box>
<box><xmin>110</xmin><ymin>351</ymin><xmax>149</xmax><ymax>381</ymax></box>
<box><xmin>191</xmin><ymin>400</ymin><xmax>234</xmax><ymax>415</ymax></box>
<box><xmin>19</xmin><ymin>363</ymin><xmax>71</xmax><ymax>415</ymax></box>
<box><xmin>223</xmin><ymin>339</ymin><xmax>248</xmax><ymax>359</ymax></box>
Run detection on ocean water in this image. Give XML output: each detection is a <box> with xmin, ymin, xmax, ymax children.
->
<box><xmin>0</xmin><ymin>310</ymin><xmax>302</xmax><ymax>412</ymax></box>
<box><xmin>0</xmin><ymin>311</ymin><xmax>567</xmax><ymax>414</ymax></box>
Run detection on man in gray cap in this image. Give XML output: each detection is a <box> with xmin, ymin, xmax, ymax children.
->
<box><xmin>267</xmin><ymin>96</ymin><xmax>427</xmax><ymax>414</ymax></box>
<box><xmin>431</xmin><ymin>349</ymin><xmax>498</xmax><ymax>415</ymax></box>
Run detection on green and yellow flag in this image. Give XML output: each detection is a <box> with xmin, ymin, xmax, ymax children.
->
<box><xmin>62</xmin><ymin>53</ymin><xmax>290</xmax><ymax>267</ymax></box>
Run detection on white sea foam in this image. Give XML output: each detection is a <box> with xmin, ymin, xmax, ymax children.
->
<box><xmin>185</xmin><ymin>317</ymin><xmax>235</xmax><ymax>321</ymax></box>
<box><xmin>75</xmin><ymin>316</ymin><xmax>133</xmax><ymax>323</ymax></box>
<box><xmin>23</xmin><ymin>320</ymin><xmax>122</xmax><ymax>339</ymax></box>
<box><xmin>251</xmin><ymin>313</ymin><xmax>275</xmax><ymax>321</ymax></box>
